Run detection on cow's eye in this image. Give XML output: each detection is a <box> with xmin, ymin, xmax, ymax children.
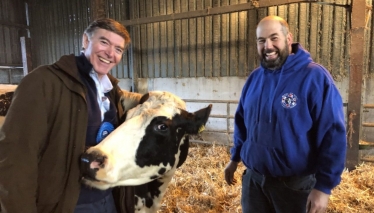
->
<box><xmin>156</xmin><ymin>124</ymin><xmax>168</xmax><ymax>131</ymax></box>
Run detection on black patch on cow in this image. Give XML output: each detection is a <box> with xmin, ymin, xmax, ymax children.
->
<box><xmin>134</xmin><ymin>196</ymin><xmax>140</xmax><ymax>209</ymax></box>
<box><xmin>150</xmin><ymin>175</ymin><xmax>158</xmax><ymax>179</ymax></box>
<box><xmin>135</xmin><ymin>116</ymin><xmax>183</xmax><ymax>168</ymax></box>
<box><xmin>135</xmin><ymin>105</ymin><xmax>212</xmax><ymax>169</ymax></box>
<box><xmin>177</xmin><ymin>136</ymin><xmax>189</xmax><ymax>168</ymax></box>
<box><xmin>175</xmin><ymin>105</ymin><xmax>212</xmax><ymax>134</ymax></box>
<box><xmin>158</xmin><ymin>167</ymin><xmax>166</xmax><ymax>175</ymax></box>
<box><xmin>134</xmin><ymin>179</ymin><xmax>164</xmax><ymax>208</ymax></box>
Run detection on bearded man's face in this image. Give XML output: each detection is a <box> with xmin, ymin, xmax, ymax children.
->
<box><xmin>256</xmin><ymin>20</ymin><xmax>292</xmax><ymax>70</ymax></box>
<box><xmin>259</xmin><ymin>39</ymin><xmax>290</xmax><ymax>70</ymax></box>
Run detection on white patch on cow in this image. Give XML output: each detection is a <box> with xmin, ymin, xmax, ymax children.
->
<box><xmin>82</xmin><ymin>91</ymin><xmax>187</xmax><ymax>190</ymax></box>
<box><xmin>134</xmin><ymin>195</ymin><xmax>147</xmax><ymax>212</ymax></box>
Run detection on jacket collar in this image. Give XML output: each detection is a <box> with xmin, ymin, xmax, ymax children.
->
<box><xmin>52</xmin><ymin>54</ymin><xmax>119</xmax><ymax>87</ymax></box>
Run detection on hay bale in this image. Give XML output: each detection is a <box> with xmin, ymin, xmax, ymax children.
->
<box><xmin>159</xmin><ymin>144</ymin><xmax>374</xmax><ymax>213</ymax></box>
<box><xmin>328</xmin><ymin>163</ymin><xmax>374</xmax><ymax>213</ymax></box>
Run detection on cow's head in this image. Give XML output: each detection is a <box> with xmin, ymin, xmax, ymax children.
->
<box><xmin>80</xmin><ymin>91</ymin><xmax>212</xmax><ymax>191</ymax></box>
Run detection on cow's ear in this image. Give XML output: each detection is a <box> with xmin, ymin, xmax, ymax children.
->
<box><xmin>139</xmin><ymin>93</ymin><xmax>150</xmax><ymax>104</ymax></box>
<box><xmin>183</xmin><ymin>104</ymin><xmax>212</xmax><ymax>134</ymax></box>
<box><xmin>120</xmin><ymin>90</ymin><xmax>143</xmax><ymax>111</ymax></box>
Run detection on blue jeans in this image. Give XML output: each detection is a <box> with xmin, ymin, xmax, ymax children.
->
<box><xmin>241</xmin><ymin>169</ymin><xmax>316</xmax><ymax>213</ymax></box>
<box><xmin>74</xmin><ymin>193</ymin><xmax>117</xmax><ymax>213</ymax></box>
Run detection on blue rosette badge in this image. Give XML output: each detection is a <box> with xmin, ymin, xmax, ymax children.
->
<box><xmin>96</xmin><ymin>122</ymin><xmax>114</xmax><ymax>144</ymax></box>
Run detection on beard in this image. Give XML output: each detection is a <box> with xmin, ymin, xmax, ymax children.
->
<box><xmin>260</xmin><ymin>43</ymin><xmax>289</xmax><ymax>71</ymax></box>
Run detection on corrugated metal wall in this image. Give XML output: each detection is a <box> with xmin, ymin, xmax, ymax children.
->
<box><xmin>129</xmin><ymin>0</ymin><xmax>351</xmax><ymax>79</ymax></box>
<box><xmin>26</xmin><ymin>0</ymin><xmax>353</xmax><ymax>81</ymax></box>
<box><xmin>29</xmin><ymin>0</ymin><xmax>132</xmax><ymax>79</ymax></box>
<box><xmin>0</xmin><ymin>0</ymin><xmax>28</xmax><ymax>84</ymax></box>
<box><xmin>129</xmin><ymin>0</ymin><xmax>254</xmax><ymax>78</ymax></box>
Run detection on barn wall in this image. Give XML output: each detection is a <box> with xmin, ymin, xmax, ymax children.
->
<box><xmin>0</xmin><ymin>0</ymin><xmax>28</xmax><ymax>84</ymax></box>
<box><xmin>27</xmin><ymin>0</ymin><xmax>352</xmax><ymax>81</ymax></box>
<box><xmin>15</xmin><ymin>0</ymin><xmax>374</xmax><ymax>147</ymax></box>
<box><xmin>128</xmin><ymin>0</ymin><xmax>351</xmax><ymax>80</ymax></box>
<box><xmin>28</xmin><ymin>0</ymin><xmax>132</xmax><ymax>79</ymax></box>
<box><xmin>122</xmin><ymin>0</ymin><xmax>352</xmax><ymax>144</ymax></box>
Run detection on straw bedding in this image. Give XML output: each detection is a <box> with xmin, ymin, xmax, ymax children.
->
<box><xmin>157</xmin><ymin>144</ymin><xmax>374</xmax><ymax>213</ymax></box>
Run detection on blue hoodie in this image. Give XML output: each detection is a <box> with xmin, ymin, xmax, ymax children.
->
<box><xmin>231</xmin><ymin>43</ymin><xmax>346</xmax><ymax>194</ymax></box>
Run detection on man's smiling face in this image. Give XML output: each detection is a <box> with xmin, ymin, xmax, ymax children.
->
<box><xmin>256</xmin><ymin>19</ymin><xmax>292</xmax><ymax>70</ymax></box>
<box><xmin>82</xmin><ymin>28</ymin><xmax>125</xmax><ymax>77</ymax></box>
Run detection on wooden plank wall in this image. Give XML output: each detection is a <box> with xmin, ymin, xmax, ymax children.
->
<box><xmin>128</xmin><ymin>0</ymin><xmax>351</xmax><ymax>80</ymax></box>
<box><xmin>27</xmin><ymin>0</ymin><xmax>354</xmax><ymax>81</ymax></box>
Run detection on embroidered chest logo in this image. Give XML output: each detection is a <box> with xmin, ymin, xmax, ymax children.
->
<box><xmin>281</xmin><ymin>93</ymin><xmax>297</xmax><ymax>109</ymax></box>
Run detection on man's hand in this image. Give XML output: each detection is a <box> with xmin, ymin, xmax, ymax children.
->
<box><xmin>306</xmin><ymin>189</ymin><xmax>330</xmax><ymax>213</ymax></box>
<box><xmin>224</xmin><ymin>161</ymin><xmax>239</xmax><ymax>185</ymax></box>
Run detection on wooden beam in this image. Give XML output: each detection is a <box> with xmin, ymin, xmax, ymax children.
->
<box><xmin>346</xmin><ymin>0</ymin><xmax>366</xmax><ymax>170</ymax></box>
<box><xmin>362</xmin><ymin>123</ymin><xmax>374</xmax><ymax>127</ymax></box>
<box><xmin>0</xmin><ymin>20</ymin><xmax>29</xmax><ymax>29</ymax></box>
<box><xmin>20</xmin><ymin>37</ymin><xmax>32</xmax><ymax>76</ymax></box>
<box><xmin>90</xmin><ymin>0</ymin><xmax>106</xmax><ymax>21</ymax></box>
<box><xmin>363</xmin><ymin>104</ymin><xmax>374</xmax><ymax>108</ymax></box>
<box><xmin>122</xmin><ymin>0</ymin><xmax>318</xmax><ymax>26</ymax></box>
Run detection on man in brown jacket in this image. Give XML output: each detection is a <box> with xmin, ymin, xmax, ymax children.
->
<box><xmin>0</xmin><ymin>18</ymin><xmax>135</xmax><ymax>213</ymax></box>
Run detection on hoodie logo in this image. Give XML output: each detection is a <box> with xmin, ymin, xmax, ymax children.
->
<box><xmin>281</xmin><ymin>93</ymin><xmax>297</xmax><ymax>109</ymax></box>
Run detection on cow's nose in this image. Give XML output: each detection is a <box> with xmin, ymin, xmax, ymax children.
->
<box><xmin>80</xmin><ymin>151</ymin><xmax>107</xmax><ymax>180</ymax></box>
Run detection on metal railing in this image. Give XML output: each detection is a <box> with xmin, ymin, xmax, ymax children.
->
<box><xmin>359</xmin><ymin>104</ymin><xmax>374</xmax><ymax>162</ymax></box>
<box><xmin>183</xmin><ymin>99</ymin><xmax>238</xmax><ymax>145</ymax></box>
<box><xmin>0</xmin><ymin>64</ymin><xmax>23</xmax><ymax>84</ymax></box>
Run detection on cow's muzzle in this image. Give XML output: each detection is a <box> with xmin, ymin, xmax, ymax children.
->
<box><xmin>80</xmin><ymin>151</ymin><xmax>107</xmax><ymax>181</ymax></box>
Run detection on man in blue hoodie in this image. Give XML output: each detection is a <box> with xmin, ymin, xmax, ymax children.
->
<box><xmin>224</xmin><ymin>16</ymin><xmax>346</xmax><ymax>213</ymax></box>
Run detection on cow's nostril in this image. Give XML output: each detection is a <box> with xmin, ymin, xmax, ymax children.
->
<box><xmin>91</xmin><ymin>155</ymin><xmax>107</xmax><ymax>169</ymax></box>
<box><xmin>81</xmin><ymin>151</ymin><xmax>107</xmax><ymax>170</ymax></box>
<box><xmin>80</xmin><ymin>151</ymin><xmax>107</xmax><ymax>181</ymax></box>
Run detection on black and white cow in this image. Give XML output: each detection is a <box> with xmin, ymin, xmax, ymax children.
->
<box><xmin>80</xmin><ymin>91</ymin><xmax>212</xmax><ymax>212</ymax></box>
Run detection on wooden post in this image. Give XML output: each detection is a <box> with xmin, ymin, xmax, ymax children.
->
<box><xmin>346</xmin><ymin>0</ymin><xmax>366</xmax><ymax>170</ymax></box>
<box><xmin>90</xmin><ymin>0</ymin><xmax>106</xmax><ymax>21</ymax></box>
<box><xmin>20</xmin><ymin>37</ymin><xmax>32</xmax><ymax>76</ymax></box>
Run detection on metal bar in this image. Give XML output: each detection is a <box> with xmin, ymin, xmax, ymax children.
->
<box><xmin>122</xmin><ymin>1</ymin><xmax>318</xmax><ymax>26</ymax></box>
<box><xmin>20</xmin><ymin>37</ymin><xmax>32</xmax><ymax>75</ymax></box>
<box><xmin>184</xmin><ymin>99</ymin><xmax>238</xmax><ymax>103</ymax></box>
<box><xmin>190</xmin><ymin>140</ymin><xmax>221</xmax><ymax>145</ymax></box>
<box><xmin>346</xmin><ymin>0</ymin><xmax>366</xmax><ymax>170</ymax></box>
<box><xmin>363</xmin><ymin>104</ymin><xmax>374</xmax><ymax>108</ymax></box>
<box><xmin>8</xmin><ymin>69</ymin><xmax>11</xmax><ymax>84</ymax></box>
<box><xmin>227</xmin><ymin>100</ymin><xmax>230</xmax><ymax>138</ymax></box>
<box><xmin>202</xmin><ymin>129</ymin><xmax>234</xmax><ymax>134</ymax></box>
<box><xmin>362</xmin><ymin>123</ymin><xmax>374</xmax><ymax>127</ymax></box>
<box><xmin>209</xmin><ymin>115</ymin><xmax>235</xmax><ymax>119</ymax></box>
<box><xmin>0</xmin><ymin>64</ymin><xmax>23</xmax><ymax>69</ymax></box>
<box><xmin>360</xmin><ymin>158</ymin><xmax>374</xmax><ymax>163</ymax></box>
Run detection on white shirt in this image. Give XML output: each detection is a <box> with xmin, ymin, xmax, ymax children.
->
<box><xmin>89</xmin><ymin>70</ymin><xmax>113</xmax><ymax>121</ymax></box>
